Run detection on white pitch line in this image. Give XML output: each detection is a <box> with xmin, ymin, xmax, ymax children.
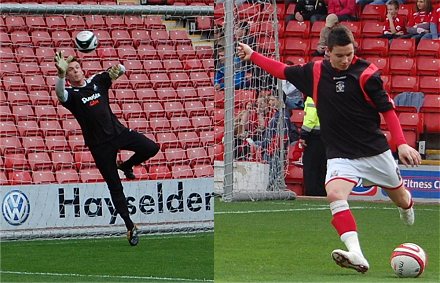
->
<box><xmin>0</xmin><ymin>270</ymin><xmax>213</xmax><ymax>282</ymax></box>
<box><xmin>214</xmin><ymin>206</ymin><xmax>439</xmax><ymax>215</ymax></box>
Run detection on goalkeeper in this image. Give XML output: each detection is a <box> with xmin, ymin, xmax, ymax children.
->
<box><xmin>54</xmin><ymin>52</ymin><xmax>159</xmax><ymax>246</ymax></box>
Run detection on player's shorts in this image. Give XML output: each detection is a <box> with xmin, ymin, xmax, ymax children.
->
<box><xmin>325</xmin><ymin>150</ymin><xmax>403</xmax><ymax>190</ymax></box>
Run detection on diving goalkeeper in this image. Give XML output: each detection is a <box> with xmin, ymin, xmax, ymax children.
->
<box><xmin>54</xmin><ymin>51</ymin><xmax>159</xmax><ymax>246</ymax></box>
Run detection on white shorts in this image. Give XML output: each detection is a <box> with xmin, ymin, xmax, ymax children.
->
<box><xmin>325</xmin><ymin>150</ymin><xmax>403</xmax><ymax>190</ymax></box>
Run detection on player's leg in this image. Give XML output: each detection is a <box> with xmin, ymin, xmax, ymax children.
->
<box><xmin>386</xmin><ymin>185</ymin><xmax>414</xmax><ymax>225</ymax></box>
<box><xmin>117</xmin><ymin>129</ymin><xmax>160</xmax><ymax>179</ymax></box>
<box><xmin>326</xmin><ymin>158</ymin><xmax>369</xmax><ymax>273</ymax></box>
<box><xmin>89</xmin><ymin>144</ymin><xmax>138</xmax><ymax>245</ymax></box>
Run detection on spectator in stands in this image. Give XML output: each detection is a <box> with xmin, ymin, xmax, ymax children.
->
<box><xmin>214</xmin><ymin>47</ymin><xmax>249</xmax><ymax>90</ymax></box>
<box><xmin>422</xmin><ymin>5</ymin><xmax>439</xmax><ymax>39</ymax></box>
<box><xmin>313</xmin><ymin>13</ymin><xmax>340</xmax><ymax>57</ymax></box>
<box><xmin>359</xmin><ymin>0</ymin><xmax>406</xmax><ymax>4</ymax></box>
<box><xmin>54</xmin><ymin>52</ymin><xmax>159</xmax><ymax>246</ymax></box>
<box><xmin>382</xmin><ymin>0</ymin><xmax>406</xmax><ymax>40</ymax></box>
<box><xmin>283</xmin><ymin>61</ymin><xmax>304</xmax><ymax>112</ymax></box>
<box><xmin>234</xmin><ymin>101</ymin><xmax>255</xmax><ymax>160</ymax></box>
<box><xmin>328</xmin><ymin>0</ymin><xmax>357</xmax><ymax>21</ymax></box>
<box><xmin>299</xmin><ymin>96</ymin><xmax>327</xmax><ymax>197</ymax></box>
<box><xmin>400</xmin><ymin>0</ymin><xmax>434</xmax><ymax>43</ymax></box>
<box><xmin>286</xmin><ymin>0</ymin><xmax>328</xmax><ymax>24</ymax></box>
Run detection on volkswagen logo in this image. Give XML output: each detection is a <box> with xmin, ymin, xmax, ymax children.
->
<box><xmin>2</xmin><ymin>190</ymin><xmax>30</xmax><ymax>226</ymax></box>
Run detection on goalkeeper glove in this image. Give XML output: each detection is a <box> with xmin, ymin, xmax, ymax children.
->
<box><xmin>108</xmin><ymin>64</ymin><xmax>124</xmax><ymax>80</ymax></box>
<box><xmin>54</xmin><ymin>51</ymin><xmax>73</xmax><ymax>78</ymax></box>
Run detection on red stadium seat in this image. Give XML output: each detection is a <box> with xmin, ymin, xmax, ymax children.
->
<box><xmin>146</xmin><ymin>150</ymin><xmax>165</xmax><ymax>166</ymax></box>
<box><xmin>163</xmin><ymin>101</ymin><xmax>186</xmax><ymax>118</ymax></box>
<box><xmin>171</xmin><ymin>165</ymin><xmax>193</xmax><ymax>179</ymax></box>
<box><xmin>176</xmin><ymin>86</ymin><xmax>198</xmax><ymax>100</ymax></box>
<box><xmin>57</xmin><ymin>105</ymin><xmax>75</xmax><ymax>119</ymax></box>
<box><xmin>310</xmin><ymin>21</ymin><xmax>326</xmax><ymax>37</ymax></box>
<box><xmin>28</xmin><ymin>152</ymin><xmax>52</xmax><ymax>170</ymax></box>
<box><xmin>196</xmin><ymin>16</ymin><xmax>213</xmax><ymax>31</ymax></box>
<box><xmin>34</xmin><ymin>105</ymin><xmax>57</xmax><ymax>121</ymax></box>
<box><xmin>290</xmin><ymin>109</ymin><xmax>305</xmax><ymax>127</ymax></box>
<box><xmin>189</xmin><ymin>72</ymin><xmax>211</xmax><ymax>87</ymax></box>
<box><xmin>97</xmin><ymin>46</ymin><xmax>118</xmax><ymax>59</ymax></box>
<box><xmin>162</xmin><ymin>58</ymin><xmax>184</xmax><ymax>72</ymax></box>
<box><xmin>143</xmin><ymin>101</ymin><xmax>165</xmax><ymax>118</ymax></box>
<box><xmin>8</xmin><ymin>171</ymin><xmax>32</xmax><ymax>185</ymax></box>
<box><xmin>165</xmin><ymin>147</ymin><xmax>187</xmax><ymax>164</ymax></box>
<box><xmin>169</xmin><ymin>72</ymin><xmax>191</xmax><ymax>88</ymax></box>
<box><xmin>130</xmin><ymin>29</ymin><xmax>150</xmax><ymax>47</ymax></box>
<box><xmin>361</xmin><ymin>21</ymin><xmax>385</xmax><ymax>37</ymax></box>
<box><xmin>144</xmin><ymin>16</ymin><xmax>165</xmax><ymax>30</ymax></box>
<box><xmin>341</xmin><ymin>21</ymin><xmax>362</xmax><ymax>38</ymax></box>
<box><xmin>195</xmin><ymin>45</ymin><xmax>213</xmax><ymax>59</ymax></box>
<box><xmin>397</xmin><ymin>4</ymin><xmax>413</xmax><ymax>19</ymax></box>
<box><xmin>127</xmin><ymin>118</ymin><xmax>149</xmax><ymax>133</ymax></box>
<box><xmin>178</xmin><ymin>132</ymin><xmax>200</xmax><ymax>149</ymax></box>
<box><xmin>4</xmin><ymin>153</ymin><xmax>29</xmax><ymax>170</ymax></box>
<box><xmin>149</xmin><ymin>117</ymin><xmax>171</xmax><ymax>132</ymax></box>
<box><xmin>31</xmin><ymin>30</ymin><xmax>52</xmax><ymax>46</ymax></box>
<box><xmin>176</xmin><ymin>45</ymin><xmax>197</xmax><ymax>60</ymax></box>
<box><xmin>16</xmin><ymin>120</ymin><xmax>40</xmax><ymax>137</ymax></box>
<box><xmin>285</xmin><ymin>20</ymin><xmax>310</xmax><ymax>38</ymax></box>
<box><xmin>186</xmin><ymin>147</ymin><xmax>210</xmax><ymax>165</ymax></box>
<box><xmin>361</xmin><ymin>4</ymin><xmax>387</xmax><ymax>21</ymax></box>
<box><xmin>150</xmin><ymin>29</ymin><xmax>170</xmax><ymax>46</ymax></box>
<box><xmin>25</xmin><ymin>16</ymin><xmax>46</xmax><ymax>31</ymax></box>
<box><xmin>29</xmin><ymin>90</ymin><xmax>53</xmax><ymax>106</ymax></box>
<box><xmin>399</xmin><ymin>112</ymin><xmax>423</xmax><ymax>136</ymax></box>
<box><xmin>124</xmin><ymin>16</ymin><xmax>144</xmax><ymax>29</ymax></box>
<box><xmin>55</xmin><ymin>168</ymin><xmax>80</xmax><ymax>183</ymax></box>
<box><xmin>391</xmin><ymin>75</ymin><xmax>418</xmax><ymax>94</ymax></box>
<box><xmin>114</xmin><ymin>89</ymin><xmax>136</xmax><ymax>103</ymax></box>
<box><xmin>416</xmin><ymin>39</ymin><xmax>440</xmax><ymax>57</ymax></box>
<box><xmin>143</xmin><ymin>59</ymin><xmax>164</xmax><ymax>74</ymax></box>
<box><xmin>62</xmin><ymin>118</ymin><xmax>81</xmax><ymax>135</ymax></box>
<box><xmin>0</xmin><ymin>47</ymin><xmax>14</xmax><ymax>62</ymax></box>
<box><xmin>359</xmin><ymin>38</ymin><xmax>388</xmax><ymax>57</ymax></box>
<box><xmin>168</xmin><ymin>30</ymin><xmax>192</xmax><ymax>45</ymax></box>
<box><xmin>416</xmin><ymin>57</ymin><xmax>440</xmax><ymax>76</ymax></box>
<box><xmin>184</xmin><ymin>101</ymin><xmax>205</xmax><ymax>117</ymax></box>
<box><xmin>149</xmin><ymin>165</ymin><xmax>172</xmax><ymax>180</ymax></box>
<box><xmin>35</xmin><ymin>47</ymin><xmax>56</xmax><ymax>63</ymax></box>
<box><xmin>0</xmin><ymin>121</ymin><xmax>17</xmax><ymax>136</ymax></box>
<box><xmin>22</xmin><ymin>136</ymin><xmax>46</xmax><ymax>153</ymax></box>
<box><xmin>19</xmin><ymin>62</ymin><xmax>41</xmax><ymax>76</ymax></box>
<box><xmin>136</xmin><ymin>88</ymin><xmax>157</xmax><ymax>100</ymax></box>
<box><xmin>365</xmin><ymin>56</ymin><xmax>389</xmax><ymax>75</ymax></box>
<box><xmin>51</xmin><ymin>152</ymin><xmax>75</xmax><ymax>170</ymax></box>
<box><xmin>0</xmin><ymin>105</ymin><xmax>14</xmax><ymax>121</ymax></box>
<box><xmin>196</xmin><ymin>85</ymin><xmax>214</xmax><ymax>101</ymax></box>
<box><xmin>32</xmin><ymin>170</ymin><xmax>56</xmax><ymax>184</ymax></box>
<box><xmin>424</xmin><ymin>113</ymin><xmax>440</xmax><ymax>133</ymax></box>
<box><xmin>45</xmin><ymin>135</ymin><xmax>70</xmax><ymax>151</ymax></box>
<box><xmin>213</xmin><ymin>143</ymin><xmax>224</xmax><ymax>161</ymax></box>
<box><xmin>389</xmin><ymin>38</ymin><xmax>416</xmax><ymax>57</ymax></box>
<box><xmin>191</xmin><ymin>116</ymin><xmax>212</xmax><ymax>131</ymax></box>
<box><xmin>10</xmin><ymin>30</ymin><xmax>31</xmax><ymax>45</ymax></box>
<box><xmin>121</xmin><ymin>102</ymin><xmax>145</xmax><ymax>120</ymax></box>
<box><xmin>112</xmin><ymin>30</ymin><xmax>133</xmax><ymax>47</ymax></box>
<box><xmin>389</xmin><ymin>56</ymin><xmax>416</xmax><ymax>75</ymax></box>
<box><xmin>46</xmin><ymin>16</ymin><xmax>66</xmax><ymax>29</ymax></box>
<box><xmin>80</xmin><ymin>168</ymin><xmax>104</xmax><ymax>183</ymax></box>
<box><xmin>12</xmin><ymin>104</ymin><xmax>35</xmax><ymax>121</ymax></box>
<box><xmin>149</xmin><ymin>73</ymin><xmax>172</xmax><ymax>89</ymax></box>
<box><xmin>418</xmin><ymin>76</ymin><xmax>440</xmax><ymax>94</ymax></box>
<box><xmin>0</xmin><ymin>136</ymin><xmax>22</xmax><ymax>154</ymax></box>
<box><xmin>68</xmin><ymin>134</ymin><xmax>86</xmax><ymax>151</ymax></box>
<box><xmin>156</xmin><ymin>132</ymin><xmax>179</xmax><ymax>150</ymax></box>
<box><xmin>84</xmin><ymin>15</ymin><xmax>107</xmax><ymax>30</ymax></box>
<box><xmin>199</xmin><ymin>130</ymin><xmax>214</xmax><ymax>146</ymax></box>
<box><xmin>421</xmin><ymin>95</ymin><xmax>440</xmax><ymax>113</ymax></box>
<box><xmin>3</xmin><ymin>75</ymin><xmax>25</xmax><ymax>91</ymax></box>
<box><xmin>65</xmin><ymin>16</ymin><xmax>86</xmax><ymax>30</ymax></box>
<box><xmin>7</xmin><ymin>90</ymin><xmax>30</xmax><ymax>105</ymax></box>
<box><xmin>284</xmin><ymin>37</ymin><xmax>310</xmax><ymax>56</ymax></box>
<box><xmin>170</xmin><ymin>116</ymin><xmax>193</xmax><ymax>131</ymax></box>
<box><xmin>51</xmin><ymin>30</ymin><xmax>71</xmax><ymax>47</ymax></box>
<box><xmin>193</xmin><ymin>164</ymin><xmax>214</xmax><ymax>178</ymax></box>
<box><xmin>137</xmin><ymin>43</ymin><xmax>158</xmax><ymax>60</ymax></box>
<box><xmin>0</xmin><ymin>31</ymin><xmax>11</xmax><ymax>46</ymax></box>
<box><xmin>74</xmin><ymin>151</ymin><xmax>95</xmax><ymax>170</ymax></box>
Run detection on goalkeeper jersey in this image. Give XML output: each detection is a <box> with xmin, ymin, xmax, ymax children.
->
<box><xmin>284</xmin><ymin>57</ymin><xmax>394</xmax><ymax>159</ymax></box>
<box><xmin>61</xmin><ymin>72</ymin><xmax>126</xmax><ymax>147</ymax></box>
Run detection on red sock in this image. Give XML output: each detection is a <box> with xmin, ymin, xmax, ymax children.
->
<box><xmin>331</xmin><ymin>209</ymin><xmax>357</xmax><ymax>236</ymax></box>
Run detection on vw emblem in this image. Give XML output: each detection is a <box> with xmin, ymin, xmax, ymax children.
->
<box><xmin>2</xmin><ymin>190</ymin><xmax>30</xmax><ymax>226</ymax></box>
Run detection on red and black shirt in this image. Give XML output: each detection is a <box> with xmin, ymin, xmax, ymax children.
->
<box><xmin>284</xmin><ymin>57</ymin><xmax>394</xmax><ymax>159</ymax></box>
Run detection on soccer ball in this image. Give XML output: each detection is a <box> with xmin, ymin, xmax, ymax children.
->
<box><xmin>75</xmin><ymin>31</ymin><xmax>98</xmax><ymax>53</ymax></box>
<box><xmin>390</xmin><ymin>243</ymin><xmax>427</xmax><ymax>278</ymax></box>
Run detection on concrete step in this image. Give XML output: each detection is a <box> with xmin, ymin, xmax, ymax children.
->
<box><xmin>421</xmin><ymin>159</ymin><xmax>440</xmax><ymax>166</ymax></box>
<box><xmin>425</xmin><ymin>149</ymin><xmax>440</xmax><ymax>160</ymax></box>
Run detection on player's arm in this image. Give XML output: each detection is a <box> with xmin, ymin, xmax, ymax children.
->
<box><xmin>237</xmin><ymin>42</ymin><xmax>287</xmax><ymax>79</ymax></box>
<box><xmin>108</xmin><ymin>64</ymin><xmax>126</xmax><ymax>81</ymax></box>
<box><xmin>54</xmin><ymin>51</ymin><xmax>73</xmax><ymax>103</ymax></box>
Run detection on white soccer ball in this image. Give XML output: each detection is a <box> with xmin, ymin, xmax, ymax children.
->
<box><xmin>75</xmin><ymin>30</ymin><xmax>98</xmax><ymax>53</ymax></box>
<box><xmin>390</xmin><ymin>243</ymin><xmax>427</xmax><ymax>278</ymax></box>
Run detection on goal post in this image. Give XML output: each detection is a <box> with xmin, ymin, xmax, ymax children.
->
<box><xmin>213</xmin><ymin>0</ymin><xmax>296</xmax><ymax>202</ymax></box>
<box><xmin>0</xmin><ymin>3</ymin><xmax>215</xmax><ymax>240</ymax></box>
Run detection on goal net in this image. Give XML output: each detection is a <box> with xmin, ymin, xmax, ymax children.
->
<box><xmin>213</xmin><ymin>1</ymin><xmax>296</xmax><ymax>201</ymax></box>
<box><xmin>0</xmin><ymin>1</ymin><xmax>214</xmax><ymax>240</ymax></box>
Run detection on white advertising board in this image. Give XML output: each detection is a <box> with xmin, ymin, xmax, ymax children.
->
<box><xmin>0</xmin><ymin>178</ymin><xmax>214</xmax><ymax>239</ymax></box>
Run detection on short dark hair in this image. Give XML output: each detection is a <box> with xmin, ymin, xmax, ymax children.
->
<box><xmin>386</xmin><ymin>0</ymin><xmax>399</xmax><ymax>9</ymax></box>
<box><xmin>327</xmin><ymin>26</ymin><xmax>354</xmax><ymax>51</ymax></box>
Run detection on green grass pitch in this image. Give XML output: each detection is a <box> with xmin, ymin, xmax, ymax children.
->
<box><xmin>214</xmin><ymin>198</ymin><xmax>439</xmax><ymax>283</ymax></box>
<box><xmin>1</xmin><ymin>232</ymin><xmax>213</xmax><ymax>282</ymax></box>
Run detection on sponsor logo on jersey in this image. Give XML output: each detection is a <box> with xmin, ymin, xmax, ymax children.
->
<box><xmin>81</xmin><ymin>93</ymin><xmax>101</xmax><ymax>106</ymax></box>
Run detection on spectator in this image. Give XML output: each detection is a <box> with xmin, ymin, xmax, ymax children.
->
<box><xmin>286</xmin><ymin>0</ymin><xmax>328</xmax><ymax>24</ymax></box>
<box><xmin>299</xmin><ymin>96</ymin><xmax>327</xmax><ymax>197</ymax></box>
<box><xmin>234</xmin><ymin>101</ymin><xmax>255</xmax><ymax>160</ymax></box>
<box><xmin>328</xmin><ymin>0</ymin><xmax>357</xmax><ymax>21</ymax></box>
<box><xmin>359</xmin><ymin>0</ymin><xmax>406</xmax><ymax>4</ymax></box>
<box><xmin>382</xmin><ymin>0</ymin><xmax>406</xmax><ymax>40</ymax></box>
<box><xmin>283</xmin><ymin>61</ymin><xmax>304</xmax><ymax>112</ymax></box>
<box><xmin>313</xmin><ymin>13</ymin><xmax>340</xmax><ymax>57</ymax></box>
<box><xmin>422</xmin><ymin>5</ymin><xmax>439</xmax><ymax>39</ymax></box>
<box><xmin>214</xmin><ymin>47</ymin><xmax>249</xmax><ymax>90</ymax></box>
<box><xmin>401</xmin><ymin>0</ymin><xmax>433</xmax><ymax>43</ymax></box>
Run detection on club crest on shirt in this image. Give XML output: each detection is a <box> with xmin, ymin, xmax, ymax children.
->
<box><xmin>336</xmin><ymin>81</ymin><xmax>345</xmax><ymax>93</ymax></box>
<box><xmin>330</xmin><ymin>170</ymin><xmax>339</xmax><ymax>177</ymax></box>
<box><xmin>93</xmin><ymin>84</ymin><xmax>98</xmax><ymax>92</ymax></box>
